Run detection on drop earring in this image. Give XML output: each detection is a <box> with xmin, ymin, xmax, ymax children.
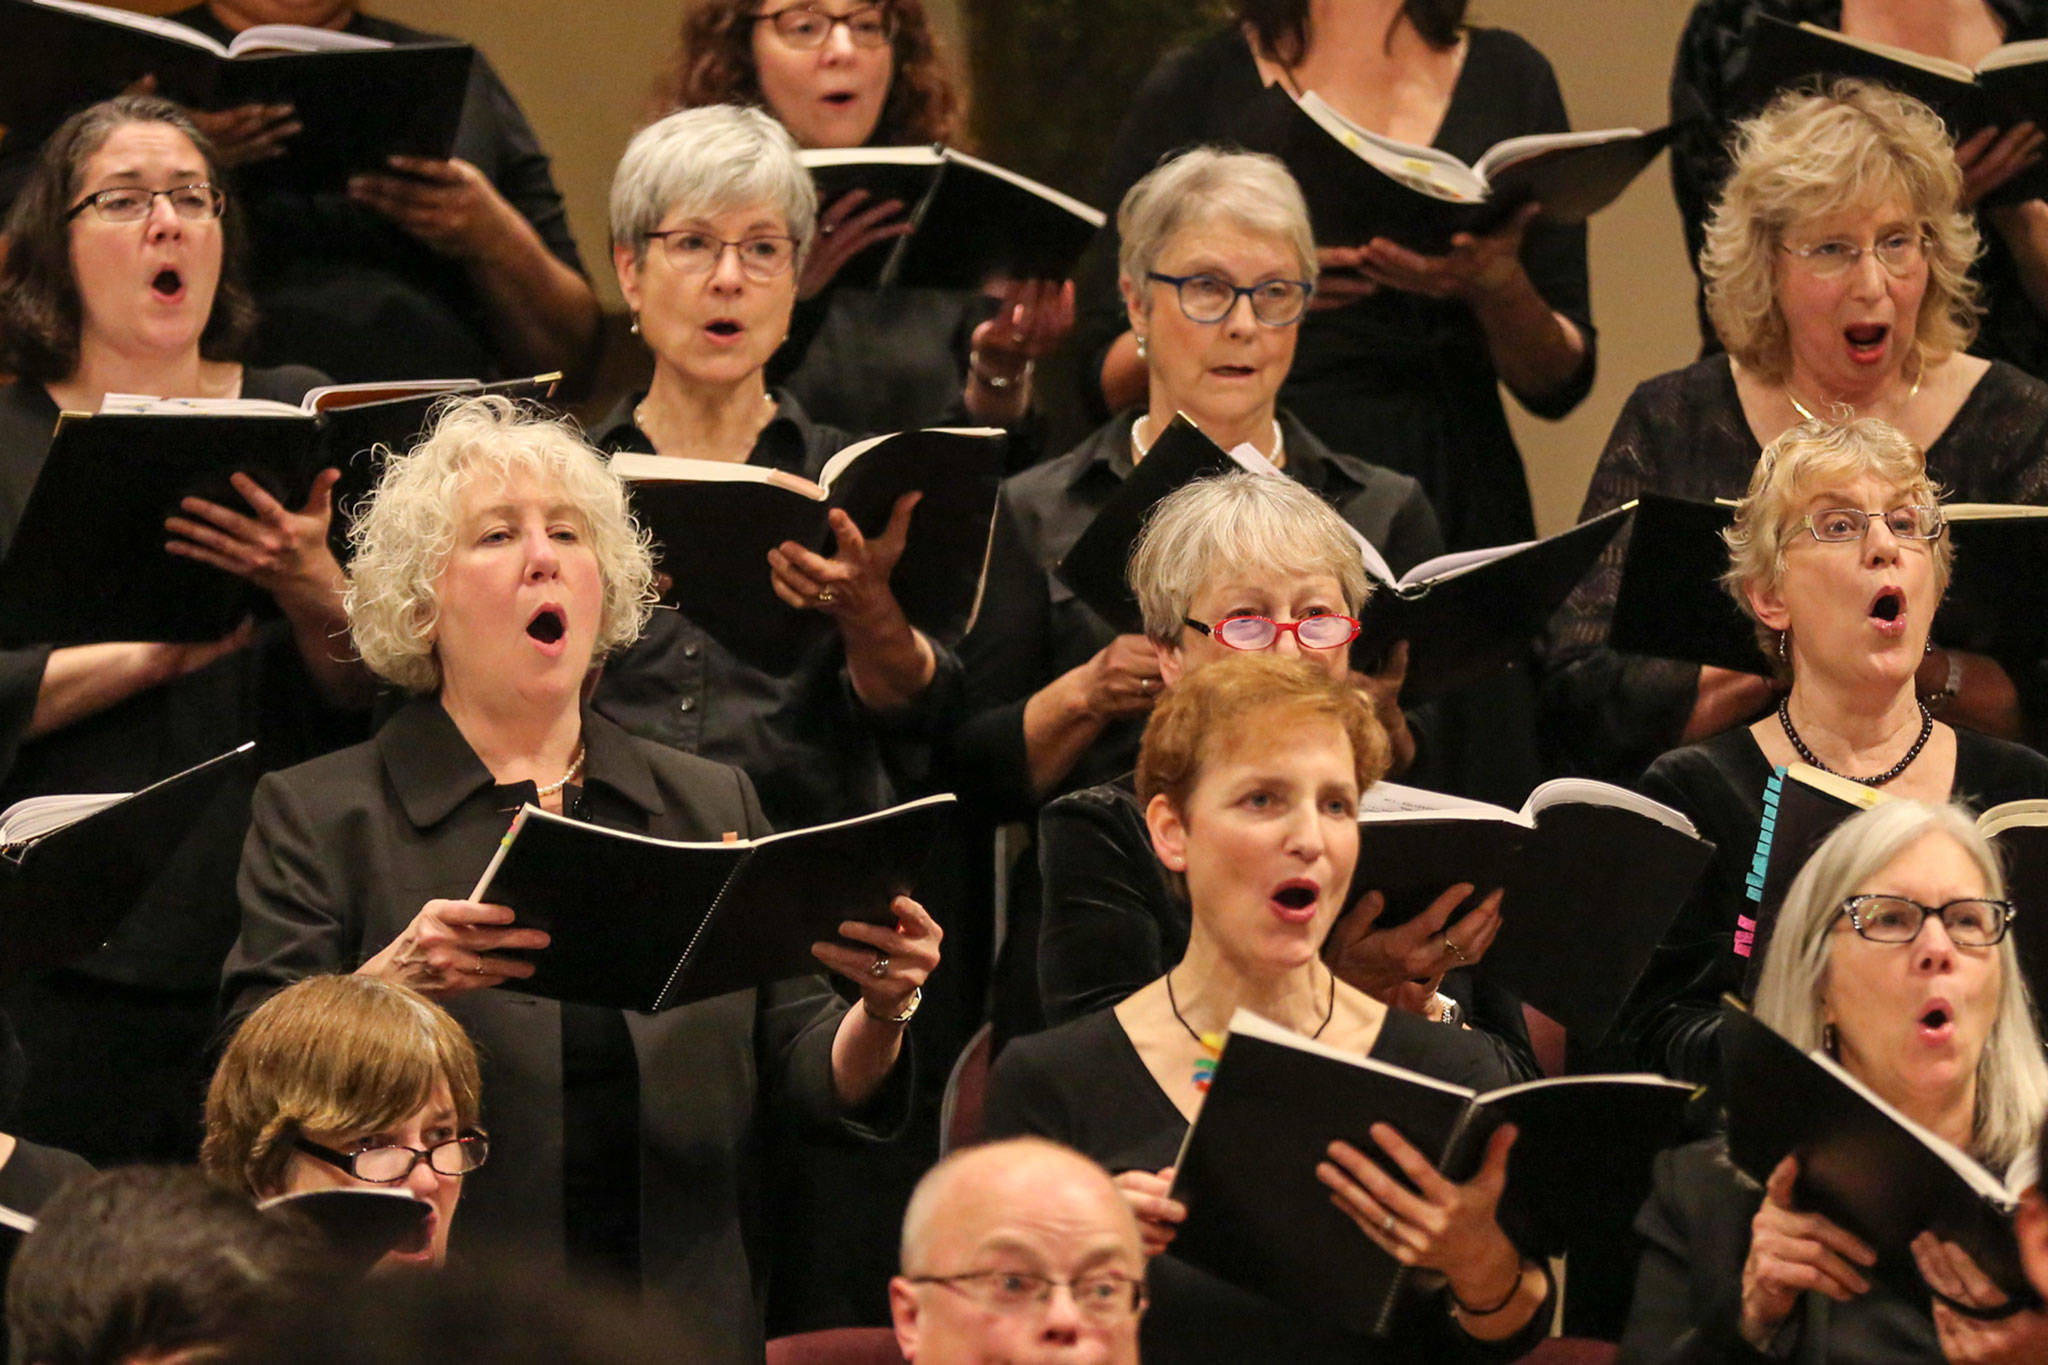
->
<box><xmin>1778</xmin><ymin>629</ymin><xmax>1789</xmax><ymax>663</ymax></box>
<box><xmin>1134</xmin><ymin>332</ymin><xmax>1148</xmax><ymax>361</ymax></box>
<box><xmin>1823</xmin><ymin>1022</ymin><xmax>1838</xmax><ymax>1055</ymax></box>
<box><xmin>629</xmin><ymin>312</ymin><xmax>641</xmax><ymax>336</ymax></box>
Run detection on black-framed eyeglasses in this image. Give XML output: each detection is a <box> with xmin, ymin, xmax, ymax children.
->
<box><xmin>643</xmin><ymin>230</ymin><xmax>798</xmax><ymax>281</ymax></box>
<box><xmin>906</xmin><ymin>1270</ymin><xmax>1147</xmax><ymax>1322</ymax></box>
<box><xmin>752</xmin><ymin>3</ymin><xmax>896</xmax><ymax>49</ymax></box>
<box><xmin>1797</xmin><ymin>505</ymin><xmax>1945</xmax><ymax>543</ymax></box>
<box><xmin>1835</xmin><ymin>894</ymin><xmax>2014</xmax><ymax>947</ymax></box>
<box><xmin>1146</xmin><ymin>271</ymin><xmax>1313</xmax><ymax>327</ymax></box>
<box><xmin>292</xmin><ymin>1132</ymin><xmax>490</xmax><ymax>1184</ymax></box>
<box><xmin>1183</xmin><ymin>613</ymin><xmax>1361</xmax><ymax>651</ymax></box>
<box><xmin>66</xmin><ymin>183</ymin><xmax>225</xmax><ymax>224</ymax></box>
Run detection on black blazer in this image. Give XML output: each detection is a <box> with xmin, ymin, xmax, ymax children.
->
<box><xmin>224</xmin><ymin>696</ymin><xmax>903</xmax><ymax>1365</ymax></box>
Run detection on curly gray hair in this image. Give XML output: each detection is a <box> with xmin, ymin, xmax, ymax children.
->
<box><xmin>345</xmin><ymin>396</ymin><xmax>656</xmax><ymax>693</ymax></box>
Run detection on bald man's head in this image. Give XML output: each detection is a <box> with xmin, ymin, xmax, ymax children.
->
<box><xmin>891</xmin><ymin>1139</ymin><xmax>1144</xmax><ymax>1365</ymax></box>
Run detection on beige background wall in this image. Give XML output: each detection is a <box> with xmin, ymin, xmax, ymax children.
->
<box><xmin>132</xmin><ymin>0</ymin><xmax>1697</xmax><ymax>533</ymax></box>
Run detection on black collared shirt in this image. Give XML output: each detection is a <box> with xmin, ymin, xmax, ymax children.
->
<box><xmin>586</xmin><ymin>389</ymin><xmax>962</xmax><ymax>828</ymax></box>
<box><xmin>946</xmin><ymin>409</ymin><xmax>1444</xmax><ymax>818</ymax></box>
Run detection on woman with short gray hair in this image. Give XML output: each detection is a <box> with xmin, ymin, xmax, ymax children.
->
<box><xmin>1620</xmin><ymin>800</ymin><xmax>2048</xmax><ymax>1361</ymax></box>
<box><xmin>586</xmin><ymin>103</ymin><xmax>972</xmax><ymax>829</ymax></box>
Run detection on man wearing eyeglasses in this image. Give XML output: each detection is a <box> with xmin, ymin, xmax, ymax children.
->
<box><xmin>891</xmin><ymin>1138</ymin><xmax>1145</xmax><ymax>1364</ymax></box>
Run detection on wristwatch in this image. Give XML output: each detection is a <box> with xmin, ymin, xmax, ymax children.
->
<box><xmin>867</xmin><ymin>986</ymin><xmax>921</xmax><ymax>1025</ymax></box>
<box><xmin>1431</xmin><ymin>992</ymin><xmax>1462</xmax><ymax>1026</ymax></box>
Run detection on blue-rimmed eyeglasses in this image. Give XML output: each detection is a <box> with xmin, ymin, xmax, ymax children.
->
<box><xmin>1146</xmin><ymin>271</ymin><xmax>1313</xmax><ymax>326</ymax></box>
<box><xmin>1183</xmin><ymin>614</ymin><xmax>1361</xmax><ymax>651</ymax></box>
<box><xmin>292</xmin><ymin>1132</ymin><xmax>490</xmax><ymax>1184</ymax></box>
<box><xmin>1835</xmin><ymin>894</ymin><xmax>2014</xmax><ymax>947</ymax></box>
<box><xmin>906</xmin><ymin>1270</ymin><xmax>1147</xmax><ymax>1322</ymax></box>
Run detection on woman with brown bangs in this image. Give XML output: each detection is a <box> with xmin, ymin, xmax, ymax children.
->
<box><xmin>660</xmin><ymin>0</ymin><xmax>1072</xmax><ymax>442</ymax></box>
<box><xmin>203</xmin><ymin>973</ymin><xmax>485</xmax><ymax>1273</ymax></box>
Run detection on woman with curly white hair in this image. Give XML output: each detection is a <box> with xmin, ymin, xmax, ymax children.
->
<box><xmin>1546</xmin><ymin>79</ymin><xmax>2048</xmax><ymax>785</ymax></box>
<box><xmin>222</xmin><ymin>395</ymin><xmax>939</xmax><ymax>1363</ymax></box>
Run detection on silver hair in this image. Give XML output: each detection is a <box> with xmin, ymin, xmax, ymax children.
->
<box><xmin>344</xmin><ymin>395</ymin><xmax>657</xmax><ymax>693</ymax></box>
<box><xmin>1753</xmin><ymin>800</ymin><xmax>2048</xmax><ymax>1171</ymax></box>
<box><xmin>1128</xmin><ymin>472</ymin><xmax>1372</xmax><ymax>645</ymax></box>
<box><xmin>1116</xmin><ymin>146</ymin><xmax>1319</xmax><ymax>295</ymax></box>
<box><xmin>608</xmin><ymin>104</ymin><xmax>818</xmax><ymax>266</ymax></box>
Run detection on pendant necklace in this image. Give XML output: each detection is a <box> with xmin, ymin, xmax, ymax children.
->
<box><xmin>1166</xmin><ymin>965</ymin><xmax>1333</xmax><ymax>1092</ymax></box>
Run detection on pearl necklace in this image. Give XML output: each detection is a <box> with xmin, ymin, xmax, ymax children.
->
<box><xmin>1132</xmin><ymin>415</ymin><xmax>1285</xmax><ymax>468</ymax></box>
<box><xmin>534</xmin><ymin>743</ymin><xmax>586</xmax><ymax>800</ymax></box>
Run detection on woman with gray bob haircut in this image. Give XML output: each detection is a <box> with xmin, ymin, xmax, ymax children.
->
<box><xmin>589</xmin><ymin>101</ymin><xmax>997</xmax><ymax>829</ymax></box>
<box><xmin>1620</xmin><ymin>800</ymin><xmax>2048</xmax><ymax>1362</ymax></box>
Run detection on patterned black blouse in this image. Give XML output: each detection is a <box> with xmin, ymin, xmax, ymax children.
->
<box><xmin>1542</xmin><ymin>355</ymin><xmax>2048</xmax><ymax>783</ymax></box>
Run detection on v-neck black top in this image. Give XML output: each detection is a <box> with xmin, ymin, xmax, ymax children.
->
<box><xmin>1543</xmin><ymin>354</ymin><xmax>2048</xmax><ymax>784</ymax></box>
<box><xmin>985</xmin><ymin>1006</ymin><xmax>1538</xmax><ymax>1364</ymax></box>
<box><xmin>1613</xmin><ymin>724</ymin><xmax>2048</xmax><ymax>1082</ymax></box>
<box><xmin>1070</xmin><ymin>24</ymin><xmax>1595</xmax><ymax>551</ymax></box>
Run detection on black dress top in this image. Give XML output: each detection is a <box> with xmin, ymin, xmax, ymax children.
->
<box><xmin>984</xmin><ymin>1006</ymin><xmax>1544</xmax><ymax>1364</ymax></box>
<box><xmin>1669</xmin><ymin>0</ymin><xmax>2048</xmax><ymax>376</ymax></box>
<box><xmin>1034</xmin><ymin>774</ymin><xmax>1537</xmax><ymax>1077</ymax></box>
<box><xmin>1614</xmin><ymin>725</ymin><xmax>2048</xmax><ymax>1082</ymax></box>
<box><xmin>947</xmin><ymin>407</ymin><xmax>1442</xmax><ymax>819</ymax></box>
<box><xmin>1617</xmin><ymin>1137</ymin><xmax>1949</xmax><ymax>1364</ymax></box>
<box><xmin>165</xmin><ymin>6</ymin><xmax>586</xmax><ymax>383</ymax></box>
<box><xmin>0</xmin><ymin>367</ymin><xmax>346</xmax><ymax>988</ymax></box>
<box><xmin>1071</xmin><ymin>24</ymin><xmax>1595</xmax><ymax>552</ymax></box>
<box><xmin>1543</xmin><ymin>355</ymin><xmax>2048</xmax><ymax>784</ymax></box>
<box><xmin>587</xmin><ymin>389</ymin><xmax>962</xmax><ymax>829</ymax></box>
<box><xmin>223</xmin><ymin>696</ymin><xmax>908</xmax><ymax>1365</ymax></box>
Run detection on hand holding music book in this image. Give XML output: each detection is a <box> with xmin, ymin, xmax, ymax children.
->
<box><xmin>1349</xmin><ymin>778</ymin><xmax>1712</xmax><ymax>1040</ymax></box>
<box><xmin>466</xmin><ymin>793</ymin><xmax>953</xmax><ymax>1013</ymax></box>
<box><xmin>256</xmin><ymin>1188</ymin><xmax>432</xmax><ymax>1276</ymax></box>
<box><xmin>610</xmin><ymin>428</ymin><xmax>1004</xmax><ymax>673</ymax></box>
<box><xmin>0</xmin><ymin>0</ymin><xmax>474</xmax><ymax>190</ymax></box>
<box><xmin>1721</xmin><ymin>998</ymin><xmax>2041</xmax><ymax>1306</ymax></box>
<box><xmin>797</xmin><ymin>145</ymin><xmax>1106</xmax><ymax>290</ymax></box>
<box><xmin>0</xmin><ymin>743</ymin><xmax>256</xmax><ymax>987</ymax></box>
<box><xmin>1168</xmin><ymin>1010</ymin><xmax>1692</xmax><ymax>1336</ymax></box>
<box><xmin>1231</xmin><ymin>81</ymin><xmax>1670</xmax><ymax>253</ymax></box>
<box><xmin>1349</xmin><ymin>505</ymin><xmax>1630</xmax><ymax>702</ymax></box>
<box><xmin>1740</xmin><ymin>17</ymin><xmax>2048</xmax><ymax>144</ymax></box>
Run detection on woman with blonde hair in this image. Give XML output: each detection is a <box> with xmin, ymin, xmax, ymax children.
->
<box><xmin>223</xmin><ymin>396</ymin><xmax>938</xmax><ymax>1362</ymax></box>
<box><xmin>1612</xmin><ymin>416</ymin><xmax>2048</xmax><ymax>1082</ymax></box>
<box><xmin>1547</xmin><ymin>80</ymin><xmax>2048</xmax><ymax>785</ymax></box>
<box><xmin>1619</xmin><ymin>800</ymin><xmax>2048</xmax><ymax>1362</ymax></box>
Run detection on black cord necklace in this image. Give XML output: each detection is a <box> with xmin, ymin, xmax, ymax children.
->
<box><xmin>1166</xmin><ymin>965</ymin><xmax>1335</xmax><ymax>1092</ymax></box>
<box><xmin>1777</xmin><ymin>696</ymin><xmax>1932</xmax><ymax>787</ymax></box>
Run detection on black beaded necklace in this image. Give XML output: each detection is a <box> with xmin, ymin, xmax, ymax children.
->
<box><xmin>1777</xmin><ymin>696</ymin><xmax>1933</xmax><ymax>787</ymax></box>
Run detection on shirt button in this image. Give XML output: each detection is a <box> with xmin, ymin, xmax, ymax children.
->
<box><xmin>678</xmin><ymin>697</ymin><xmax>698</xmax><ymax>713</ymax></box>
